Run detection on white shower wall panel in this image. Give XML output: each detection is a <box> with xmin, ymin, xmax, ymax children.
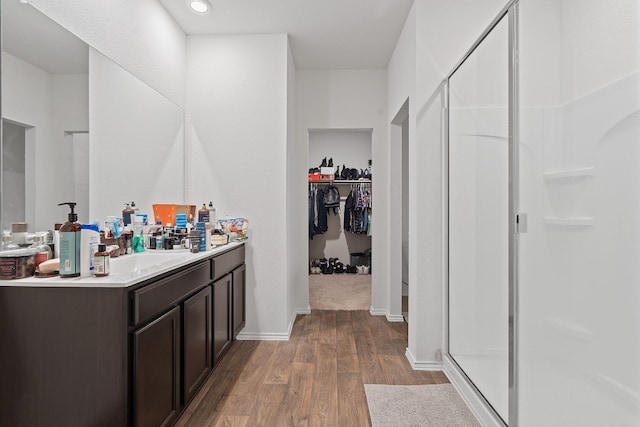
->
<box><xmin>519</xmin><ymin>68</ymin><xmax>640</xmax><ymax>426</ymax></box>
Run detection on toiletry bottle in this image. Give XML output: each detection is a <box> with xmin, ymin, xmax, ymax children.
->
<box><xmin>198</xmin><ymin>204</ymin><xmax>210</xmax><ymax>223</ymax></box>
<box><xmin>208</xmin><ymin>202</ymin><xmax>217</xmax><ymax>226</ymax></box>
<box><xmin>155</xmin><ymin>231</ymin><xmax>164</xmax><ymax>250</ymax></box>
<box><xmin>1</xmin><ymin>232</ymin><xmax>20</xmax><ymax>251</ymax></box>
<box><xmin>80</xmin><ymin>223</ymin><xmax>100</xmax><ymax>277</ymax></box>
<box><xmin>29</xmin><ymin>234</ymin><xmax>52</xmax><ymax>269</ymax></box>
<box><xmin>53</xmin><ymin>223</ymin><xmax>62</xmax><ymax>258</ymax></box>
<box><xmin>132</xmin><ymin>215</ymin><xmax>145</xmax><ymax>253</ymax></box>
<box><xmin>58</xmin><ymin>202</ymin><xmax>81</xmax><ymax>278</ymax></box>
<box><xmin>94</xmin><ymin>244</ymin><xmax>110</xmax><ymax>277</ymax></box>
<box><xmin>122</xmin><ymin>203</ymin><xmax>134</xmax><ymax>226</ymax></box>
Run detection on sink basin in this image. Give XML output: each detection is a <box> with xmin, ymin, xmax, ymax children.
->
<box><xmin>109</xmin><ymin>250</ymin><xmax>192</xmax><ymax>276</ymax></box>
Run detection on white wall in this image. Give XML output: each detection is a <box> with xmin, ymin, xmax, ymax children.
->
<box><xmin>186</xmin><ymin>34</ymin><xmax>291</xmax><ymax>338</ymax></box>
<box><xmin>28</xmin><ymin>0</ymin><xmax>186</xmax><ymax>107</ymax></box>
<box><xmin>1</xmin><ymin>52</ymin><xmax>88</xmax><ymax>231</ymax></box>
<box><xmin>296</xmin><ymin>69</ymin><xmax>388</xmax><ymax>315</ymax></box>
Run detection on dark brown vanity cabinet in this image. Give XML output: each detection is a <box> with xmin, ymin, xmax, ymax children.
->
<box><xmin>213</xmin><ymin>273</ymin><xmax>232</xmax><ymax>363</ymax></box>
<box><xmin>133</xmin><ymin>306</ymin><xmax>181</xmax><ymax>427</ymax></box>
<box><xmin>182</xmin><ymin>286</ymin><xmax>212</xmax><ymax>403</ymax></box>
<box><xmin>0</xmin><ymin>244</ymin><xmax>244</xmax><ymax>427</ymax></box>
<box><xmin>232</xmin><ymin>263</ymin><xmax>246</xmax><ymax>338</ymax></box>
<box><xmin>212</xmin><ymin>244</ymin><xmax>246</xmax><ymax>363</ymax></box>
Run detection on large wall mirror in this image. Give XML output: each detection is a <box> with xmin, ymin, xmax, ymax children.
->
<box><xmin>1</xmin><ymin>0</ymin><xmax>185</xmax><ymax>233</ymax></box>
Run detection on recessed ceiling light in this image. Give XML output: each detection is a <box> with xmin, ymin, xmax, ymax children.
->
<box><xmin>188</xmin><ymin>0</ymin><xmax>211</xmax><ymax>14</ymax></box>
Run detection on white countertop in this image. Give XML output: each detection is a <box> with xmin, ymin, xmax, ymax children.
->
<box><xmin>0</xmin><ymin>241</ymin><xmax>245</xmax><ymax>288</ymax></box>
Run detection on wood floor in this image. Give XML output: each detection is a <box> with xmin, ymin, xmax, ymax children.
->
<box><xmin>176</xmin><ymin>310</ymin><xmax>449</xmax><ymax>427</ymax></box>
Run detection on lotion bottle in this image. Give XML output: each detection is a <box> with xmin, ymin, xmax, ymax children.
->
<box><xmin>58</xmin><ymin>202</ymin><xmax>81</xmax><ymax>278</ymax></box>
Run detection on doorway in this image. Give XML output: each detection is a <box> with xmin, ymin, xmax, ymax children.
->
<box><xmin>1</xmin><ymin>120</ymin><xmax>27</xmax><ymax>231</ymax></box>
<box><xmin>307</xmin><ymin>128</ymin><xmax>373</xmax><ymax>311</ymax></box>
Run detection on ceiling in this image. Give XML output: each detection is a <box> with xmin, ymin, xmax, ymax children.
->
<box><xmin>158</xmin><ymin>0</ymin><xmax>414</xmax><ymax>69</ymax></box>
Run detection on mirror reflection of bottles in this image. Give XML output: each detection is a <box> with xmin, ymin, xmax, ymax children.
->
<box><xmin>208</xmin><ymin>202</ymin><xmax>217</xmax><ymax>226</ymax></box>
<box><xmin>198</xmin><ymin>204</ymin><xmax>210</xmax><ymax>223</ymax></box>
<box><xmin>30</xmin><ymin>234</ymin><xmax>52</xmax><ymax>268</ymax></box>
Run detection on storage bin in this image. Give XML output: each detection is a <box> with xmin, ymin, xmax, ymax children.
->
<box><xmin>152</xmin><ymin>204</ymin><xmax>196</xmax><ymax>226</ymax></box>
<box><xmin>350</xmin><ymin>252</ymin><xmax>370</xmax><ymax>267</ymax></box>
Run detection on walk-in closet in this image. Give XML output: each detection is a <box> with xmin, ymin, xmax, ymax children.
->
<box><xmin>308</xmin><ymin>129</ymin><xmax>372</xmax><ymax>310</ymax></box>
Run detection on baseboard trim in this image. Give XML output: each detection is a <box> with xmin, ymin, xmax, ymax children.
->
<box><xmin>235</xmin><ymin>331</ymin><xmax>290</xmax><ymax>341</ymax></box>
<box><xmin>405</xmin><ymin>348</ymin><xmax>443</xmax><ymax>371</ymax></box>
<box><xmin>369</xmin><ymin>306</ymin><xmax>387</xmax><ymax>316</ymax></box>
<box><xmin>443</xmin><ymin>355</ymin><xmax>505</xmax><ymax>427</ymax></box>
<box><xmin>386</xmin><ymin>313</ymin><xmax>405</xmax><ymax>322</ymax></box>
<box><xmin>296</xmin><ymin>305</ymin><xmax>312</xmax><ymax>315</ymax></box>
<box><xmin>236</xmin><ymin>307</ymin><xmax>311</xmax><ymax>341</ymax></box>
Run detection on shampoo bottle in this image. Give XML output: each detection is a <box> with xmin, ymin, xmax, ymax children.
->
<box><xmin>58</xmin><ymin>202</ymin><xmax>81</xmax><ymax>278</ymax></box>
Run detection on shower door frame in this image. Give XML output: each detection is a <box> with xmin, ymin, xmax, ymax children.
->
<box><xmin>443</xmin><ymin>1</ymin><xmax>520</xmax><ymax>426</ymax></box>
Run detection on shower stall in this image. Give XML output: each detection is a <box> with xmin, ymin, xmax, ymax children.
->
<box><xmin>446</xmin><ymin>0</ymin><xmax>640</xmax><ymax>425</ymax></box>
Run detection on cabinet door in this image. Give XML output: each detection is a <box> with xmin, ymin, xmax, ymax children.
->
<box><xmin>213</xmin><ymin>274</ymin><xmax>231</xmax><ymax>363</ymax></box>
<box><xmin>183</xmin><ymin>286</ymin><xmax>212</xmax><ymax>404</ymax></box>
<box><xmin>232</xmin><ymin>264</ymin><xmax>246</xmax><ymax>338</ymax></box>
<box><xmin>133</xmin><ymin>306</ymin><xmax>181</xmax><ymax>427</ymax></box>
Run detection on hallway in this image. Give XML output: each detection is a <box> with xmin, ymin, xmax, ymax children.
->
<box><xmin>176</xmin><ymin>311</ymin><xmax>448</xmax><ymax>426</ymax></box>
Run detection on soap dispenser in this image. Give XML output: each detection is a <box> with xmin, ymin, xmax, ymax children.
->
<box><xmin>58</xmin><ymin>202</ymin><xmax>81</xmax><ymax>278</ymax></box>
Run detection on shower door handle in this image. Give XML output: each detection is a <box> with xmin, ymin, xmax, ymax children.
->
<box><xmin>516</xmin><ymin>213</ymin><xmax>527</xmax><ymax>233</ymax></box>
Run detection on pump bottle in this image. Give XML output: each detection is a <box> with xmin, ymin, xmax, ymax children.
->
<box><xmin>58</xmin><ymin>202</ymin><xmax>81</xmax><ymax>278</ymax></box>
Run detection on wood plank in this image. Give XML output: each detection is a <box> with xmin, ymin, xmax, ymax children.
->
<box><xmin>263</xmin><ymin>341</ymin><xmax>297</xmax><ymax>385</ymax></box>
<box><xmin>275</xmin><ymin>362</ymin><xmax>315</xmax><ymax>427</ymax></box>
<box><xmin>309</xmin><ymin>342</ymin><xmax>338</xmax><ymax>426</ymax></box>
<box><xmin>213</xmin><ymin>415</ymin><xmax>249</xmax><ymax>427</ymax></box>
<box><xmin>353</xmin><ymin>329</ymin><xmax>386</xmax><ymax>384</ymax></box>
<box><xmin>247</xmin><ymin>384</ymin><xmax>288</xmax><ymax>426</ymax></box>
<box><xmin>338</xmin><ymin>372</ymin><xmax>371</xmax><ymax>427</ymax></box>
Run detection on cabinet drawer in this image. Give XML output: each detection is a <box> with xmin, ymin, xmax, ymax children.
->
<box><xmin>132</xmin><ymin>261</ymin><xmax>211</xmax><ymax>326</ymax></box>
<box><xmin>213</xmin><ymin>245</ymin><xmax>245</xmax><ymax>280</ymax></box>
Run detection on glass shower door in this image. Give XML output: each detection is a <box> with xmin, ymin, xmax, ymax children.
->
<box><xmin>448</xmin><ymin>15</ymin><xmax>509</xmax><ymax>422</ymax></box>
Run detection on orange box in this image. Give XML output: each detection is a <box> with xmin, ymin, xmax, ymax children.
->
<box><xmin>308</xmin><ymin>173</ymin><xmax>321</xmax><ymax>181</ymax></box>
<box><xmin>152</xmin><ymin>204</ymin><xmax>196</xmax><ymax>226</ymax></box>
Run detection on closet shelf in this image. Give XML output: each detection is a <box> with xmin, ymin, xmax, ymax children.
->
<box><xmin>544</xmin><ymin>217</ymin><xmax>594</xmax><ymax>227</ymax></box>
<box><xmin>308</xmin><ymin>179</ymin><xmax>371</xmax><ymax>184</ymax></box>
<box><xmin>543</xmin><ymin>167</ymin><xmax>595</xmax><ymax>182</ymax></box>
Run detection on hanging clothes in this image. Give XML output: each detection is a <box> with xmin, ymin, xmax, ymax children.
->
<box><xmin>344</xmin><ymin>182</ymin><xmax>372</xmax><ymax>235</ymax></box>
<box><xmin>309</xmin><ymin>184</ymin><xmax>328</xmax><ymax>239</ymax></box>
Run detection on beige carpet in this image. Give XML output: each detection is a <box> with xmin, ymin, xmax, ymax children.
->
<box><xmin>365</xmin><ymin>384</ymin><xmax>481</xmax><ymax>427</ymax></box>
<box><xmin>309</xmin><ymin>274</ymin><xmax>371</xmax><ymax>310</ymax></box>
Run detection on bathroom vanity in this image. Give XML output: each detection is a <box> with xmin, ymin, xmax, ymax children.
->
<box><xmin>0</xmin><ymin>242</ymin><xmax>246</xmax><ymax>427</ymax></box>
